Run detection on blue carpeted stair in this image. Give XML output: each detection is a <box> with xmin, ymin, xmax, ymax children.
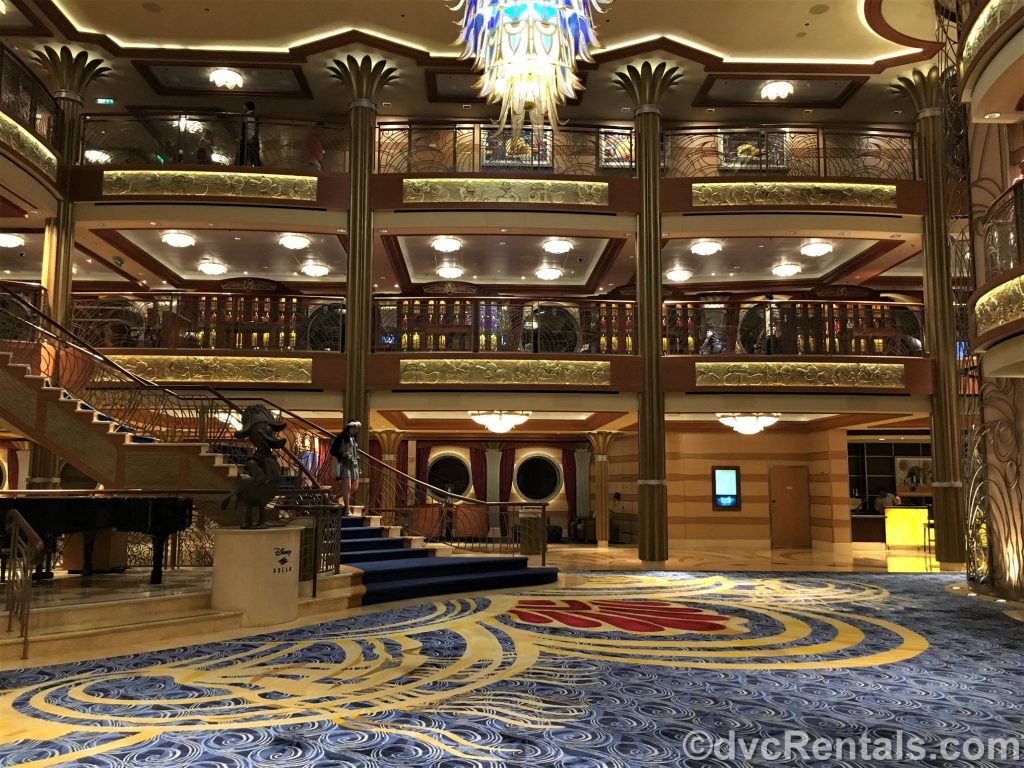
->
<box><xmin>338</xmin><ymin>515</ymin><xmax>558</xmax><ymax>605</ymax></box>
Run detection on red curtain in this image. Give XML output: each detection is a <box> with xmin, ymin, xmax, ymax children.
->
<box><xmin>5</xmin><ymin>443</ymin><xmax>17</xmax><ymax>490</ymax></box>
<box><xmin>415</xmin><ymin>442</ymin><xmax>434</xmax><ymax>504</ymax></box>
<box><xmin>397</xmin><ymin>440</ymin><xmax>409</xmax><ymax>476</ymax></box>
<box><xmin>469</xmin><ymin>444</ymin><xmax>487</xmax><ymax>501</ymax></box>
<box><xmin>561</xmin><ymin>446</ymin><xmax>577</xmax><ymax>523</ymax></box>
<box><xmin>499</xmin><ymin>446</ymin><xmax>516</xmax><ymax>503</ymax></box>
<box><xmin>317</xmin><ymin>436</ymin><xmax>333</xmax><ymax>484</ymax></box>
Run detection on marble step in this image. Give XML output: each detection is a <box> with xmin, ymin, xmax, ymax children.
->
<box><xmin>7</xmin><ymin>590</ymin><xmax>214</xmax><ymax>634</ymax></box>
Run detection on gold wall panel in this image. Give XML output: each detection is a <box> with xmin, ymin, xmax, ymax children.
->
<box><xmin>975</xmin><ymin>274</ymin><xmax>1024</xmax><ymax>337</ymax></box>
<box><xmin>102</xmin><ymin>170</ymin><xmax>318</xmax><ymax>201</ymax></box>
<box><xmin>400</xmin><ymin>358</ymin><xmax>611</xmax><ymax>386</ymax></box>
<box><xmin>0</xmin><ymin>111</ymin><xmax>58</xmax><ymax>182</ymax></box>
<box><xmin>403</xmin><ymin>178</ymin><xmax>608</xmax><ymax>206</ymax></box>
<box><xmin>691</xmin><ymin>181</ymin><xmax>898</xmax><ymax>209</ymax></box>
<box><xmin>695</xmin><ymin>361</ymin><xmax>905</xmax><ymax>389</ymax></box>
<box><xmin>109</xmin><ymin>354</ymin><xmax>313</xmax><ymax>384</ymax></box>
<box><xmin>962</xmin><ymin>0</ymin><xmax>1024</xmax><ymax>77</ymax></box>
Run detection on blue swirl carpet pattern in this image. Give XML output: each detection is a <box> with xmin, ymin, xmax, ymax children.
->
<box><xmin>1</xmin><ymin>572</ymin><xmax>1021</xmax><ymax>767</ymax></box>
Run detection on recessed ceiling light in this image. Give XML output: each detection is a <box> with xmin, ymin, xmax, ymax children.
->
<box><xmin>760</xmin><ymin>81</ymin><xmax>794</xmax><ymax>100</ymax></box>
<box><xmin>436</xmin><ymin>264</ymin><xmax>464</xmax><ymax>279</ymax></box>
<box><xmin>772</xmin><ymin>263</ymin><xmax>802</xmax><ymax>277</ymax></box>
<box><xmin>543</xmin><ymin>238</ymin><xmax>573</xmax><ymax>255</ymax></box>
<box><xmin>197</xmin><ymin>259</ymin><xmax>227</xmax><ymax>276</ymax></box>
<box><xmin>800</xmin><ymin>240</ymin><xmax>833</xmax><ymax>258</ymax></box>
<box><xmin>301</xmin><ymin>262</ymin><xmax>330</xmax><ymax>278</ymax></box>
<box><xmin>279</xmin><ymin>233</ymin><xmax>311</xmax><ymax>250</ymax></box>
<box><xmin>535</xmin><ymin>266</ymin><xmax>563</xmax><ymax>280</ymax></box>
<box><xmin>161</xmin><ymin>231</ymin><xmax>196</xmax><ymax>248</ymax></box>
<box><xmin>0</xmin><ymin>233</ymin><xmax>25</xmax><ymax>248</ymax></box>
<box><xmin>665</xmin><ymin>266</ymin><xmax>693</xmax><ymax>282</ymax></box>
<box><xmin>84</xmin><ymin>149</ymin><xmax>111</xmax><ymax>164</ymax></box>
<box><xmin>984</xmin><ymin>112</ymin><xmax>1001</xmax><ymax>119</ymax></box>
<box><xmin>210</xmin><ymin>68</ymin><xmax>244</xmax><ymax>89</ymax></box>
<box><xmin>690</xmin><ymin>239</ymin><xmax>722</xmax><ymax>256</ymax></box>
<box><xmin>431</xmin><ymin>236</ymin><xmax>462</xmax><ymax>253</ymax></box>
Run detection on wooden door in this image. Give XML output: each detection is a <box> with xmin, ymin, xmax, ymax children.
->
<box><xmin>769</xmin><ymin>465</ymin><xmax>812</xmax><ymax>549</ymax></box>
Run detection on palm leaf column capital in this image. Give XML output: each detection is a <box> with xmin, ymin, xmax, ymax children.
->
<box><xmin>892</xmin><ymin>65</ymin><xmax>948</xmax><ymax>117</ymax></box>
<box><xmin>612</xmin><ymin>61</ymin><xmax>683</xmax><ymax>113</ymax></box>
<box><xmin>32</xmin><ymin>45</ymin><xmax>110</xmax><ymax>104</ymax></box>
<box><xmin>327</xmin><ymin>55</ymin><xmax>399</xmax><ymax>109</ymax></box>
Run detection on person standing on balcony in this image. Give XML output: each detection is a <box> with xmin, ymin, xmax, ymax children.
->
<box><xmin>237</xmin><ymin>101</ymin><xmax>262</xmax><ymax>166</ymax></box>
<box><xmin>331</xmin><ymin>420</ymin><xmax>360</xmax><ymax>515</ymax></box>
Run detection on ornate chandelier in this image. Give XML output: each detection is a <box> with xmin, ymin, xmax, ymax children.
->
<box><xmin>717</xmin><ymin>413</ymin><xmax>781</xmax><ymax>435</ymax></box>
<box><xmin>453</xmin><ymin>0</ymin><xmax>611</xmax><ymax>136</ymax></box>
<box><xmin>469</xmin><ymin>410</ymin><xmax>531</xmax><ymax>433</ymax></box>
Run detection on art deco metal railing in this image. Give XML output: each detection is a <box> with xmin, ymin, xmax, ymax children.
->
<box><xmin>4</xmin><ymin>508</ymin><xmax>45</xmax><ymax>659</ymax></box>
<box><xmin>0</xmin><ymin>43</ymin><xmax>58</xmax><ymax>149</ymax></box>
<box><xmin>375</xmin><ymin>121</ymin><xmax>918</xmax><ymax>180</ymax></box>
<box><xmin>80</xmin><ymin>112</ymin><xmax>349</xmax><ymax>172</ymax></box>
<box><xmin>371</xmin><ymin>297</ymin><xmax>925</xmax><ymax>357</ymax></box>
<box><xmin>982</xmin><ymin>179</ymin><xmax>1022</xmax><ymax>282</ymax></box>
<box><xmin>72</xmin><ymin>291</ymin><xmax>346</xmax><ymax>352</ymax></box>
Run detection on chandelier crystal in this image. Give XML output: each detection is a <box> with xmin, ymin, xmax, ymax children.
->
<box><xmin>453</xmin><ymin>0</ymin><xmax>611</xmax><ymax>136</ymax></box>
<box><xmin>469</xmin><ymin>410</ymin><xmax>531</xmax><ymax>433</ymax></box>
<box><xmin>717</xmin><ymin>413</ymin><xmax>781</xmax><ymax>435</ymax></box>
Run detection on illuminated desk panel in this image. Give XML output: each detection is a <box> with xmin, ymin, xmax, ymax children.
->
<box><xmin>884</xmin><ymin>506</ymin><xmax>931</xmax><ymax>548</ymax></box>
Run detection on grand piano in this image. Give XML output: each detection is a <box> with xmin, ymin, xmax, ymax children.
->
<box><xmin>0</xmin><ymin>495</ymin><xmax>193</xmax><ymax>584</ymax></box>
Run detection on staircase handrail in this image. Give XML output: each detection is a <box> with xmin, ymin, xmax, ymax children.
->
<box><xmin>4</xmin><ymin>508</ymin><xmax>45</xmax><ymax>659</ymax></box>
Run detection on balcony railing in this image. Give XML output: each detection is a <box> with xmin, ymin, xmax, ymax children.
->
<box><xmin>0</xmin><ymin>44</ymin><xmax>57</xmax><ymax>149</ymax></box>
<box><xmin>80</xmin><ymin>113</ymin><xmax>349</xmax><ymax>172</ymax></box>
<box><xmin>375</xmin><ymin>121</ymin><xmax>918</xmax><ymax>180</ymax></box>
<box><xmin>371</xmin><ymin>297</ymin><xmax>925</xmax><ymax>357</ymax></box>
<box><xmin>983</xmin><ymin>179</ymin><xmax>1022</xmax><ymax>282</ymax></box>
<box><xmin>71</xmin><ymin>292</ymin><xmax>346</xmax><ymax>352</ymax></box>
<box><xmin>661</xmin><ymin>127</ymin><xmax>917</xmax><ymax>180</ymax></box>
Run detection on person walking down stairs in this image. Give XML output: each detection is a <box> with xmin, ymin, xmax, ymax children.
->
<box><xmin>330</xmin><ymin>420</ymin><xmax>360</xmax><ymax>515</ymax></box>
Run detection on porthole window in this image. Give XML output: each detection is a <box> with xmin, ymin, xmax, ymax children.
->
<box><xmin>514</xmin><ymin>455</ymin><xmax>562</xmax><ymax>503</ymax></box>
<box><xmin>0</xmin><ymin>461</ymin><xmax>6</xmax><ymax>490</ymax></box>
<box><xmin>426</xmin><ymin>454</ymin><xmax>471</xmax><ymax>496</ymax></box>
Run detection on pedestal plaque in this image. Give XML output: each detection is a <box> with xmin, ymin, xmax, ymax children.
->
<box><xmin>212</xmin><ymin>527</ymin><xmax>300</xmax><ymax>626</ymax></box>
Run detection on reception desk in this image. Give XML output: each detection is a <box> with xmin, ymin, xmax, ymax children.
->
<box><xmin>884</xmin><ymin>506</ymin><xmax>931</xmax><ymax>548</ymax></box>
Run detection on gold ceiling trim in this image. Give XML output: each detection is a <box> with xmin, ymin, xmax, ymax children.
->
<box><xmin>403</xmin><ymin>178</ymin><xmax>609</xmax><ymax>206</ymax></box>
<box><xmin>102</xmin><ymin>170</ymin><xmax>318</xmax><ymax>201</ymax></box>
<box><xmin>0</xmin><ymin>111</ymin><xmax>58</xmax><ymax>182</ymax></box>
<box><xmin>108</xmin><ymin>354</ymin><xmax>313</xmax><ymax>384</ymax></box>
<box><xmin>975</xmin><ymin>274</ymin><xmax>1024</xmax><ymax>338</ymax></box>
<box><xmin>691</xmin><ymin>181</ymin><xmax>898</xmax><ymax>209</ymax></box>
<box><xmin>400</xmin><ymin>358</ymin><xmax>611</xmax><ymax>386</ymax></box>
<box><xmin>695</xmin><ymin>361</ymin><xmax>905</xmax><ymax>389</ymax></box>
<box><xmin>961</xmin><ymin>0</ymin><xmax>1024</xmax><ymax>77</ymax></box>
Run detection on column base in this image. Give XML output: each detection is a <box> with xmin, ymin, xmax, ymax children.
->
<box><xmin>939</xmin><ymin>561</ymin><xmax>966</xmax><ymax>572</ymax></box>
<box><xmin>640</xmin><ymin>560</ymin><xmax>667</xmax><ymax>570</ymax></box>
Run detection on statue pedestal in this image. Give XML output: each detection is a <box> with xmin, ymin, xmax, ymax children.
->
<box><xmin>212</xmin><ymin>527</ymin><xmax>300</xmax><ymax>626</ymax></box>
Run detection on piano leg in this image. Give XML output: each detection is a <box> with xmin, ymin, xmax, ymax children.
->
<box><xmin>151</xmin><ymin>533</ymin><xmax>168</xmax><ymax>585</ymax></box>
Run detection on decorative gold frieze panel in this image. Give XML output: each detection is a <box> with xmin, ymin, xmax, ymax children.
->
<box><xmin>975</xmin><ymin>274</ymin><xmax>1024</xmax><ymax>337</ymax></box>
<box><xmin>102</xmin><ymin>170</ymin><xmax>318</xmax><ymax>201</ymax></box>
<box><xmin>691</xmin><ymin>181</ymin><xmax>898</xmax><ymax>209</ymax></box>
<box><xmin>109</xmin><ymin>355</ymin><xmax>312</xmax><ymax>384</ymax></box>
<box><xmin>403</xmin><ymin>178</ymin><xmax>608</xmax><ymax>206</ymax></box>
<box><xmin>695</xmin><ymin>361</ymin><xmax>905</xmax><ymax>389</ymax></box>
<box><xmin>400</xmin><ymin>358</ymin><xmax>611</xmax><ymax>386</ymax></box>
<box><xmin>0</xmin><ymin>111</ymin><xmax>58</xmax><ymax>182</ymax></box>
<box><xmin>962</xmin><ymin>0</ymin><xmax>1024</xmax><ymax>76</ymax></box>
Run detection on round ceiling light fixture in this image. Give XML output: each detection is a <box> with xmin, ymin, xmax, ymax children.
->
<box><xmin>542</xmin><ymin>238</ymin><xmax>573</xmax><ymax>255</ymax></box>
<box><xmin>760</xmin><ymin>81</ymin><xmax>794</xmax><ymax>100</ymax></box>
<box><xmin>469</xmin><ymin>410</ymin><xmax>531</xmax><ymax>434</ymax></box>
<box><xmin>300</xmin><ymin>262</ymin><xmax>330</xmax><ymax>278</ymax></box>
<box><xmin>717</xmin><ymin>413</ymin><xmax>781</xmax><ymax>435</ymax></box>
<box><xmin>431</xmin><ymin>236</ymin><xmax>462</xmax><ymax>253</ymax></box>
<box><xmin>161</xmin><ymin>231</ymin><xmax>196</xmax><ymax>248</ymax></box>
<box><xmin>690</xmin><ymin>239</ymin><xmax>723</xmax><ymax>256</ymax></box>
<box><xmin>772</xmin><ymin>262</ymin><xmax>802</xmax><ymax>277</ymax></box>
<box><xmin>278</xmin><ymin>233</ymin><xmax>311</xmax><ymax>250</ymax></box>
<box><xmin>436</xmin><ymin>264</ymin><xmax>465</xmax><ymax>279</ymax></box>
<box><xmin>535</xmin><ymin>266</ymin><xmax>563</xmax><ymax>281</ymax></box>
<box><xmin>0</xmin><ymin>233</ymin><xmax>25</xmax><ymax>248</ymax></box>
<box><xmin>799</xmin><ymin>240</ymin><xmax>833</xmax><ymax>258</ymax></box>
<box><xmin>665</xmin><ymin>266</ymin><xmax>693</xmax><ymax>282</ymax></box>
<box><xmin>84</xmin><ymin>149</ymin><xmax>111</xmax><ymax>164</ymax></box>
<box><xmin>984</xmin><ymin>112</ymin><xmax>1001</xmax><ymax>119</ymax></box>
<box><xmin>197</xmin><ymin>259</ymin><xmax>228</xmax><ymax>276</ymax></box>
<box><xmin>210</xmin><ymin>68</ymin><xmax>244</xmax><ymax>89</ymax></box>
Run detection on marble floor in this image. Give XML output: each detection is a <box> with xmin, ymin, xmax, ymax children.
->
<box><xmin>16</xmin><ymin>569</ymin><xmax>212</xmax><ymax>609</ymax></box>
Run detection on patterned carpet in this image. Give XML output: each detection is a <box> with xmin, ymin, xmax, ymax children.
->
<box><xmin>1</xmin><ymin>572</ymin><xmax>1022</xmax><ymax>767</ymax></box>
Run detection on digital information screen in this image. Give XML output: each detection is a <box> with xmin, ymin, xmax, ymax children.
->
<box><xmin>712</xmin><ymin>466</ymin><xmax>741</xmax><ymax>511</ymax></box>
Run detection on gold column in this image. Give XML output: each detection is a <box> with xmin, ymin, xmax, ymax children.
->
<box><xmin>328</xmin><ymin>56</ymin><xmax>398</xmax><ymax>451</ymax></box>
<box><xmin>895</xmin><ymin>67</ymin><xmax>965</xmax><ymax>566</ymax></box>
<box><xmin>586</xmin><ymin>430</ymin><xmax>620</xmax><ymax>545</ymax></box>
<box><xmin>372</xmin><ymin>428</ymin><xmax>406</xmax><ymax>509</ymax></box>
<box><xmin>29</xmin><ymin>47</ymin><xmax>109</xmax><ymax>488</ymax></box>
<box><xmin>614</xmin><ymin>62</ymin><xmax>682</xmax><ymax>565</ymax></box>
<box><xmin>33</xmin><ymin>46</ymin><xmax>110</xmax><ymax>326</ymax></box>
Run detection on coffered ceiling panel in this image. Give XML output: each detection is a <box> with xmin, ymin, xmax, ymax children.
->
<box><xmin>0</xmin><ymin>231</ymin><xmax>127</xmax><ymax>281</ymax></box>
